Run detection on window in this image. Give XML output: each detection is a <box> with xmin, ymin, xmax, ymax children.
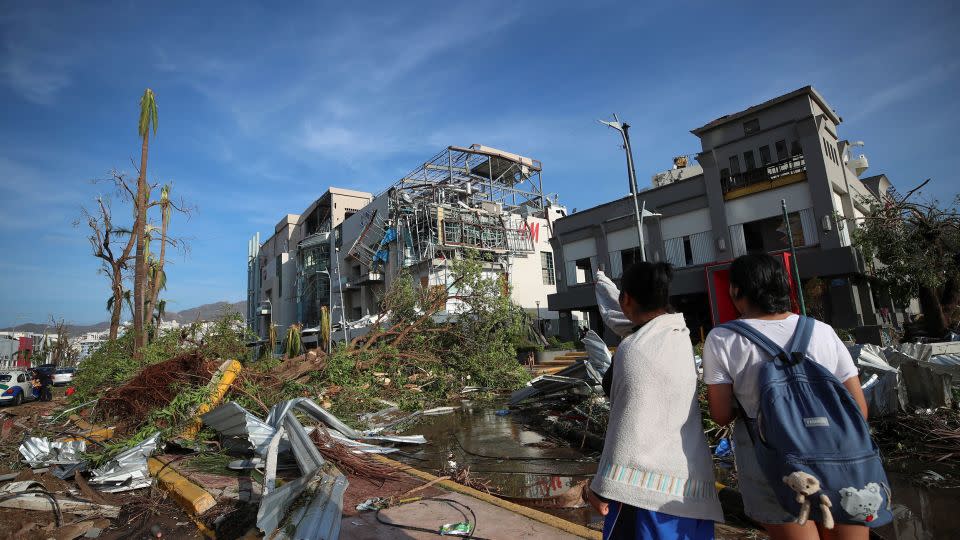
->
<box><xmin>620</xmin><ymin>247</ymin><xmax>643</xmax><ymax>270</ymax></box>
<box><xmin>575</xmin><ymin>258</ymin><xmax>593</xmax><ymax>284</ymax></box>
<box><xmin>775</xmin><ymin>140</ymin><xmax>788</xmax><ymax>161</ymax></box>
<box><xmin>741</xmin><ymin>212</ymin><xmax>806</xmax><ymax>253</ymax></box>
<box><xmin>540</xmin><ymin>252</ymin><xmax>556</xmax><ymax>285</ymax></box>
<box><xmin>791</xmin><ymin>141</ymin><xmax>803</xmax><ymax>157</ymax></box>
<box><xmin>759</xmin><ymin>145</ymin><xmax>772</xmax><ymax>165</ymax></box>
<box><xmin>743</xmin><ymin>119</ymin><xmax>760</xmax><ymax>135</ymax></box>
<box><xmin>683</xmin><ymin>237</ymin><xmax>694</xmax><ymax>266</ymax></box>
<box><xmin>823</xmin><ymin>137</ymin><xmax>832</xmax><ymax>163</ymax></box>
<box><xmin>729</xmin><ymin>155</ymin><xmax>741</xmax><ymax>175</ymax></box>
<box><xmin>276</xmin><ymin>255</ymin><xmax>282</xmax><ymax>297</ymax></box>
<box><xmin>720</xmin><ymin>168</ymin><xmax>730</xmax><ymax>181</ymax></box>
<box><xmin>743</xmin><ymin>150</ymin><xmax>757</xmax><ymax>171</ymax></box>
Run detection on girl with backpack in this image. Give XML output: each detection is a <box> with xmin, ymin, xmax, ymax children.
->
<box><xmin>702</xmin><ymin>254</ymin><xmax>880</xmax><ymax>540</ymax></box>
<box><xmin>585</xmin><ymin>262</ymin><xmax>723</xmax><ymax>539</ymax></box>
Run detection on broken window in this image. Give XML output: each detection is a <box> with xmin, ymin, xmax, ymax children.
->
<box><xmin>741</xmin><ymin>212</ymin><xmax>805</xmax><ymax>253</ymax></box>
<box><xmin>541</xmin><ymin>251</ymin><xmax>556</xmax><ymax>285</ymax></box>
<box><xmin>743</xmin><ymin>119</ymin><xmax>760</xmax><ymax>135</ymax></box>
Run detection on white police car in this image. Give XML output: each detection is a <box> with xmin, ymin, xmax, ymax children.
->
<box><xmin>0</xmin><ymin>370</ymin><xmax>36</xmax><ymax>406</ymax></box>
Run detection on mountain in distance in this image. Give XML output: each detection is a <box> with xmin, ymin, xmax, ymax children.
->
<box><xmin>6</xmin><ymin>301</ymin><xmax>247</xmax><ymax>334</ymax></box>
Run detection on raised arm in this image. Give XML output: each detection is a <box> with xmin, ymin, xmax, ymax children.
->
<box><xmin>595</xmin><ymin>270</ymin><xmax>634</xmax><ymax>337</ymax></box>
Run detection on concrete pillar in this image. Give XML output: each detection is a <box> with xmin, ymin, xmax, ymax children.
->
<box><xmin>795</xmin><ymin>117</ymin><xmax>843</xmax><ymax>250</ymax></box>
<box><xmin>696</xmin><ymin>151</ymin><xmax>733</xmax><ymax>261</ymax></box>
<box><xmin>856</xmin><ymin>278</ymin><xmax>880</xmax><ymax>325</ymax></box>
<box><xmin>827</xmin><ymin>277</ymin><xmax>860</xmax><ymax>328</ymax></box>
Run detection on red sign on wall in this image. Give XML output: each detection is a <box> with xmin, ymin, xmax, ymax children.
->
<box><xmin>705</xmin><ymin>252</ymin><xmax>800</xmax><ymax>325</ymax></box>
<box><xmin>519</xmin><ymin>222</ymin><xmax>540</xmax><ymax>243</ymax></box>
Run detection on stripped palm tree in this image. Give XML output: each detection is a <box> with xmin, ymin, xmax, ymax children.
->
<box><xmin>133</xmin><ymin>89</ymin><xmax>158</xmax><ymax>355</ymax></box>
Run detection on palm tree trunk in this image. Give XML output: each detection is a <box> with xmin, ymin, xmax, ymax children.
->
<box><xmin>145</xmin><ymin>194</ymin><xmax>169</xmax><ymax>341</ymax></box>
<box><xmin>133</xmin><ymin>130</ymin><xmax>149</xmax><ymax>355</ymax></box>
<box><xmin>109</xmin><ymin>264</ymin><xmax>124</xmax><ymax>340</ymax></box>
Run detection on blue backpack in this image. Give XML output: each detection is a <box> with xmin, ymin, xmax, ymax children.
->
<box><xmin>719</xmin><ymin>316</ymin><xmax>892</xmax><ymax>528</ymax></box>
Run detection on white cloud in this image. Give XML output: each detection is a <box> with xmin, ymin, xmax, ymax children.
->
<box><xmin>848</xmin><ymin>63</ymin><xmax>958</xmax><ymax>120</ymax></box>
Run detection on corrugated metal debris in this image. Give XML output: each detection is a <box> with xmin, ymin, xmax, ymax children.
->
<box><xmin>88</xmin><ymin>432</ymin><xmax>160</xmax><ymax>493</ymax></box>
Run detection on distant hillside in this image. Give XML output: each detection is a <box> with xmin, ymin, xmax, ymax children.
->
<box><xmin>7</xmin><ymin>301</ymin><xmax>246</xmax><ymax>335</ymax></box>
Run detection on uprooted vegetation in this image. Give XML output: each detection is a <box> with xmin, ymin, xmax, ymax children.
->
<box><xmin>229</xmin><ymin>257</ymin><xmax>533</xmax><ymax>424</ymax></box>
<box><xmin>66</xmin><ymin>257</ymin><xmax>532</xmax><ymax>459</ymax></box>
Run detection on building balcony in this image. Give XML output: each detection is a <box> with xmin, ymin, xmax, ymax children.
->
<box><xmin>721</xmin><ymin>155</ymin><xmax>807</xmax><ymax>201</ymax></box>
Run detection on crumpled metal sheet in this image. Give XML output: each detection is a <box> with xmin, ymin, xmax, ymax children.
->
<box><xmin>88</xmin><ymin>432</ymin><xmax>160</xmax><ymax>493</ymax></box>
<box><xmin>268</xmin><ymin>398</ymin><xmax>362</xmax><ymax>439</ymax></box>
<box><xmin>582</xmin><ymin>330</ymin><xmax>611</xmax><ymax>378</ymax></box>
<box><xmin>201</xmin><ymin>401</ymin><xmax>278</xmax><ymax>454</ymax></box>
<box><xmin>19</xmin><ymin>437</ymin><xmax>86</xmax><ymax>467</ymax></box>
<box><xmin>277</xmin><ymin>473</ymin><xmax>349</xmax><ymax>540</ymax></box>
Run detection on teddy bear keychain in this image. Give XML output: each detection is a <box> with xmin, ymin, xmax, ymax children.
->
<box><xmin>782</xmin><ymin>471</ymin><xmax>835</xmax><ymax>529</ymax></box>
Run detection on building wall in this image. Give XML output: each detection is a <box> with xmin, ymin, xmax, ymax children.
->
<box><xmin>549</xmin><ymin>87</ymin><xmax>890</xmax><ymax>339</ymax></box>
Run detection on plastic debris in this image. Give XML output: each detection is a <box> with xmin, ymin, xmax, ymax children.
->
<box><xmin>356</xmin><ymin>497</ymin><xmax>388</xmax><ymax>511</ymax></box>
<box><xmin>713</xmin><ymin>438</ymin><xmax>732</xmax><ymax>458</ymax></box>
<box><xmin>495</xmin><ymin>409</ymin><xmax>511</xmax><ymax>416</ymax></box>
<box><xmin>439</xmin><ymin>521</ymin><xmax>474</xmax><ymax>536</ymax></box>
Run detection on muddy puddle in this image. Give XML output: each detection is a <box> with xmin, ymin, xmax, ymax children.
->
<box><xmin>396</xmin><ymin>401</ymin><xmax>603</xmax><ymax>527</ymax></box>
<box><xmin>397</xmin><ymin>402</ymin><xmax>959</xmax><ymax>537</ymax></box>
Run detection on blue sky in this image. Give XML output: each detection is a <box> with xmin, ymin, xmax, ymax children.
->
<box><xmin>1</xmin><ymin>1</ymin><xmax>957</xmax><ymax>327</ymax></box>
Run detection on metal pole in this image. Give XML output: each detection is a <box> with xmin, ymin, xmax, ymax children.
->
<box><xmin>334</xmin><ymin>248</ymin><xmax>350</xmax><ymax>343</ymax></box>
<box><xmin>620</xmin><ymin>122</ymin><xmax>645</xmax><ymax>260</ymax></box>
<box><xmin>600</xmin><ymin>115</ymin><xmax>646</xmax><ymax>262</ymax></box>
<box><xmin>781</xmin><ymin>199</ymin><xmax>807</xmax><ymax>316</ymax></box>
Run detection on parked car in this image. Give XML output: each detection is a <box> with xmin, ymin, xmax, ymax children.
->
<box><xmin>0</xmin><ymin>370</ymin><xmax>37</xmax><ymax>406</ymax></box>
<box><xmin>53</xmin><ymin>367</ymin><xmax>76</xmax><ymax>386</ymax></box>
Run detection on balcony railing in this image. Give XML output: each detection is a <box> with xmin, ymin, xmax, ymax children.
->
<box><xmin>721</xmin><ymin>155</ymin><xmax>806</xmax><ymax>194</ymax></box>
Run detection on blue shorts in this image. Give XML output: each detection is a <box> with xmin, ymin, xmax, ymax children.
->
<box><xmin>603</xmin><ymin>502</ymin><xmax>714</xmax><ymax>540</ymax></box>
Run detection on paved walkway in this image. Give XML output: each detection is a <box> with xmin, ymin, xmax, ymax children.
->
<box><xmin>341</xmin><ymin>491</ymin><xmax>585</xmax><ymax>539</ymax></box>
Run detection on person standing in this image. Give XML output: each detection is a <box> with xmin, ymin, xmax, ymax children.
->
<box><xmin>702</xmin><ymin>254</ymin><xmax>870</xmax><ymax>540</ymax></box>
<box><xmin>585</xmin><ymin>263</ymin><xmax>723</xmax><ymax>539</ymax></box>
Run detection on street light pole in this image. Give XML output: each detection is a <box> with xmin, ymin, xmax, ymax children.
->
<box><xmin>600</xmin><ymin>114</ymin><xmax>646</xmax><ymax>261</ymax></box>
<box><xmin>334</xmin><ymin>247</ymin><xmax>350</xmax><ymax>344</ymax></box>
<box><xmin>535</xmin><ymin>300</ymin><xmax>541</xmax><ymax>333</ymax></box>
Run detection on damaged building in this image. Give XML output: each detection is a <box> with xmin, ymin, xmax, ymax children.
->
<box><xmin>248</xmin><ymin>145</ymin><xmax>566</xmax><ymax>351</ymax></box>
<box><xmin>548</xmin><ymin>86</ymin><xmax>907</xmax><ymax>342</ymax></box>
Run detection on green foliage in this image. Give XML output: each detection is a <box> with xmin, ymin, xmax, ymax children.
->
<box><xmin>546</xmin><ymin>335</ymin><xmax>575</xmax><ymax>350</ymax></box>
<box><xmin>71</xmin><ymin>313</ymin><xmax>248</xmax><ymax>404</ymax></box>
<box><xmin>853</xmin><ymin>191</ymin><xmax>960</xmax><ymax>316</ymax></box>
<box><xmin>230</xmin><ymin>257</ymin><xmax>532</xmax><ymax>426</ymax></box>
<box><xmin>138</xmin><ymin>88</ymin><xmax>158</xmax><ymax>137</ymax></box>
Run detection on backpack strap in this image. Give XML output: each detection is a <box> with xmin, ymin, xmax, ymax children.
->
<box><xmin>718</xmin><ymin>320</ymin><xmax>793</xmax><ymax>365</ymax></box>
<box><xmin>787</xmin><ymin>316</ymin><xmax>815</xmax><ymax>364</ymax></box>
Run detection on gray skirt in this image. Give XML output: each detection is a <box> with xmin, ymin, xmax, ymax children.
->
<box><xmin>732</xmin><ymin>420</ymin><xmax>796</xmax><ymax>525</ymax></box>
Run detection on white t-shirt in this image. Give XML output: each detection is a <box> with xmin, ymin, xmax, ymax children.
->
<box><xmin>701</xmin><ymin>314</ymin><xmax>859</xmax><ymax>418</ymax></box>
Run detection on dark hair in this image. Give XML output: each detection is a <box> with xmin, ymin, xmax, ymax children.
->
<box><xmin>620</xmin><ymin>261</ymin><xmax>673</xmax><ymax>312</ymax></box>
<box><xmin>729</xmin><ymin>253</ymin><xmax>792</xmax><ymax>313</ymax></box>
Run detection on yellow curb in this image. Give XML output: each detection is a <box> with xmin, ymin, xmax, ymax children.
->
<box><xmin>372</xmin><ymin>454</ymin><xmax>602</xmax><ymax>539</ymax></box>
<box><xmin>148</xmin><ymin>457</ymin><xmax>217</xmax><ymax>516</ymax></box>
<box><xmin>179</xmin><ymin>359</ymin><xmax>242</xmax><ymax>440</ymax></box>
<box><xmin>59</xmin><ymin>415</ymin><xmax>115</xmax><ymax>443</ymax></box>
